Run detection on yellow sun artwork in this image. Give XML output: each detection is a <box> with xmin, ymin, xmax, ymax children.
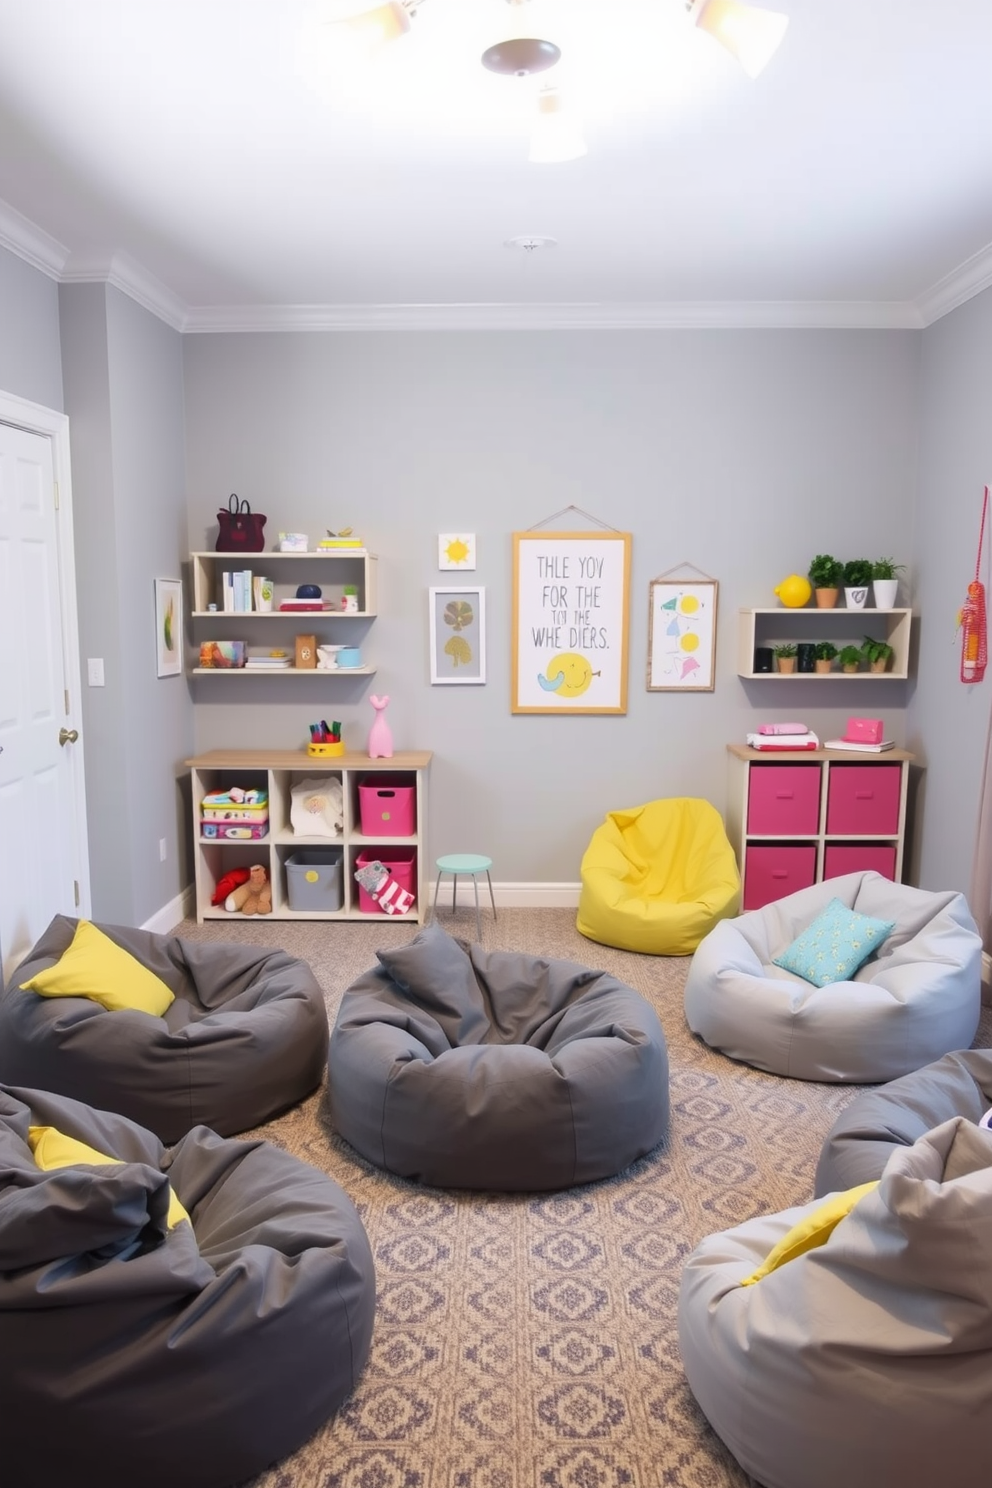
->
<box><xmin>438</xmin><ymin>533</ymin><xmax>476</xmax><ymax>571</ymax></box>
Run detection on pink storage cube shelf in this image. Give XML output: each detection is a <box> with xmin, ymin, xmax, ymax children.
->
<box><xmin>823</xmin><ymin>844</ymin><xmax>897</xmax><ymax>881</ymax></box>
<box><xmin>358</xmin><ymin>776</ymin><xmax>417</xmax><ymax>837</ymax></box>
<box><xmin>746</xmin><ymin>764</ymin><xmax>821</xmax><ymax>836</ymax></box>
<box><xmin>743</xmin><ymin>844</ymin><xmax>817</xmax><ymax>911</ymax></box>
<box><xmin>355</xmin><ymin>848</ymin><xmax>417</xmax><ymax>914</ymax></box>
<box><xmin>825</xmin><ymin>764</ymin><xmax>901</xmax><ymax>836</ymax></box>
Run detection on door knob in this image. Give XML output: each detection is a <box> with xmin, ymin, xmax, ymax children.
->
<box><xmin>58</xmin><ymin>728</ymin><xmax>79</xmax><ymax>747</ymax></box>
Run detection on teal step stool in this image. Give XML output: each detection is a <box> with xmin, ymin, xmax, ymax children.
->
<box><xmin>431</xmin><ymin>854</ymin><xmax>497</xmax><ymax>941</ymax></box>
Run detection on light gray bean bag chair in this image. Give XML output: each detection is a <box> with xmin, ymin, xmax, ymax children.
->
<box><xmin>679</xmin><ymin>1116</ymin><xmax>992</xmax><ymax>1488</ymax></box>
<box><xmin>683</xmin><ymin>872</ymin><xmax>982</xmax><ymax>1081</ymax></box>
<box><xmin>328</xmin><ymin>922</ymin><xmax>669</xmax><ymax>1190</ymax></box>
<box><xmin>816</xmin><ymin>1046</ymin><xmax>992</xmax><ymax>1193</ymax></box>
<box><xmin>0</xmin><ymin>915</ymin><xmax>329</xmax><ymax>1142</ymax></box>
<box><xmin>0</xmin><ymin>1083</ymin><xmax>375</xmax><ymax>1488</ymax></box>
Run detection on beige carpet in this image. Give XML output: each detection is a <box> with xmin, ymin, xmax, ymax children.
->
<box><xmin>174</xmin><ymin>906</ymin><xmax>991</xmax><ymax>1488</ymax></box>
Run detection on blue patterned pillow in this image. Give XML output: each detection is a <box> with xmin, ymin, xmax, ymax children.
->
<box><xmin>773</xmin><ymin>898</ymin><xmax>895</xmax><ymax>987</ymax></box>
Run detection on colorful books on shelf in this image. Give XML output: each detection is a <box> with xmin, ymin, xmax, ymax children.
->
<box><xmin>823</xmin><ymin>738</ymin><xmax>895</xmax><ymax>753</ymax></box>
<box><xmin>278</xmin><ymin>598</ymin><xmax>327</xmax><ymax>611</ymax></box>
<box><xmin>221</xmin><ymin>569</ymin><xmax>255</xmax><ymax>612</ymax></box>
<box><xmin>746</xmin><ymin>731</ymin><xmax>820</xmax><ymax>751</ymax></box>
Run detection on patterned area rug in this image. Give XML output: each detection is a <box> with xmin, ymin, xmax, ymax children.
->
<box><xmin>174</xmin><ymin>907</ymin><xmax>992</xmax><ymax>1488</ymax></box>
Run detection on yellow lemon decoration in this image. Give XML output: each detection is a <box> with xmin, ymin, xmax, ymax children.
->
<box><xmin>774</xmin><ymin>574</ymin><xmax>812</xmax><ymax>609</ymax></box>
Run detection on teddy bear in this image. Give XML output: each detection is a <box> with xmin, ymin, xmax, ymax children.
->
<box><xmin>224</xmin><ymin>863</ymin><xmax>271</xmax><ymax>915</ymax></box>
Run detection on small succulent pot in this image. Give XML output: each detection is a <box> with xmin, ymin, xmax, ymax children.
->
<box><xmin>869</xmin><ymin>657</ymin><xmax>890</xmax><ymax>674</ymax></box>
<box><xmin>814</xmin><ymin>658</ymin><xmax>834</xmax><ymax>674</ymax></box>
<box><xmin>844</xmin><ymin>585</ymin><xmax>869</xmax><ymax>610</ymax></box>
<box><xmin>814</xmin><ymin>587</ymin><xmax>839</xmax><ymax>609</ymax></box>
<box><xmin>872</xmin><ymin>578</ymin><xmax>898</xmax><ymax>609</ymax></box>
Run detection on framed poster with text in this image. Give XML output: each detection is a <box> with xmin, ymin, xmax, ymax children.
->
<box><xmin>511</xmin><ymin>530</ymin><xmax>631</xmax><ymax>714</ymax></box>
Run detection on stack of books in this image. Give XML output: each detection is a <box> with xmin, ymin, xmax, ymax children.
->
<box><xmin>245</xmin><ymin>648</ymin><xmax>291</xmax><ymax>670</ymax></box>
<box><xmin>824</xmin><ymin>736</ymin><xmax>894</xmax><ymax>753</ymax></box>
<box><xmin>278</xmin><ymin>597</ymin><xmax>328</xmax><ymax>612</ymax></box>
<box><xmin>317</xmin><ymin>533</ymin><xmax>365</xmax><ymax>551</ymax></box>
<box><xmin>220</xmin><ymin>570</ymin><xmax>255</xmax><ymax>611</ymax></box>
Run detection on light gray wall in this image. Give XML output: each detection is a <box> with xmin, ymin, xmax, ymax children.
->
<box><xmin>0</xmin><ymin>246</ymin><xmax>63</xmax><ymax>411</ymax></box>
<box><xmin>60</xmin><ymin>284</ymin><xmax>192</xmax><ymax>923</ymax></box>
<box><xmin>183</xmin><ymin>329</ymin><xmax>921</xmax><ymax>882</ymax></box>
<box><xmin>910</xmin><ymin>286</ymin><xmax>992</xmax><ymax>893</ymax></box>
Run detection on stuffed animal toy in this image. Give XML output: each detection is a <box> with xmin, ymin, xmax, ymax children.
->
<box><xmin>212</xmin><ymin>865</ymin><xmax>251</xmax><ymax>907</ymax></box>
<box><xmin>224</xmin><ymin>863</ymin><xmax>272</xmax><ymax>916</ymax></box>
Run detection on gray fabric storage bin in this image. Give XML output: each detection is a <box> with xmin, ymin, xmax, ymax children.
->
<box><xmin>286</xmin><ymin>849</ymin><xmax>343</xmax><ymax>911</ymax></box>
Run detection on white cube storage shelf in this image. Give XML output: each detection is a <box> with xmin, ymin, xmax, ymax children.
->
<box><xmin>186</xmin><ymin>750</ymin><xmax>431</xmax><ymax>923</ymax></box>
<box><xmin>738</xmin><ymin>608</ymin><xmax>913</xmax><ymax>680</ymax></box>
<box><xmin>727</xmin><ymin>744</ymin><xmax>916</xmax><ymax>912</ymax></box>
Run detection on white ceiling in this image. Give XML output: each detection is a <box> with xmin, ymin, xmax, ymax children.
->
<box><xmin>1</xmin><ymin>0</ymin><xmax>991</xmax><ymax>331</ymax></box>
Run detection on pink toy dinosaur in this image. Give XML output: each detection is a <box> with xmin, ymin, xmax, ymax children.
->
<box><xmin>368</xmin><ymin>694</ymin><xmax>393</xmax><ymax>759</ymax></box>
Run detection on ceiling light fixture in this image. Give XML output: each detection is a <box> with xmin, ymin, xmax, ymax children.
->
<box><xmin>528</xmin><ymin>88</ymin><xmax>587</xmax><ymax>164</ymax></box>
<box><xmin>687</xmin><ymin>0</ymin><xmax>789</xmax><ymax>79</ymax></box>
<box><xmin>481</xmin><ymin>0</ymin><xmax>560</xmax><ymax>78</ymax></box>
<box><xmin>338</xmin><ymin>1</ymin><xmax>416</xmax><ymax>51</ymax></box>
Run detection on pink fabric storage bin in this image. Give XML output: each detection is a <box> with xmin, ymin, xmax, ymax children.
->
<box><xmin>823</xmin><ymin>844</ymin><xmax>897</xmax><ymax>881</ymax></box>
<box><xmin>746</xmin><ymin>764</ymin><xmax>821</xmax><ymax>836</ymax></box>
<box><xmin>355</xmin><ymin>848</ymin><xmax>417</xmax><ymax>914</ymax></box>
<box><xmin>825</xmin><ymin>764</ymin><xmax>901</xmax><ymax>835</ymax></box>
<box><xmin>358</xmin><ymin>777</ymin><xmax>417</xmax><ymax>837</ymax></box>
<box><xmin>743</xmin><ymin>845</ymin><xmax>817</xmax><ymax>911</ymax></box>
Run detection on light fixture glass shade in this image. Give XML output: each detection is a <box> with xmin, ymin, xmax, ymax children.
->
<box><xmin>690</xmin><ymin>0</ymin><xmax>788</xmax><ymax>79</ymax></box>
<box><xmin>528</xmin><ymin>89</ymin><xmax>586</xmax><ymax>164</ymax></box>
<box><xmin>342</xmin><ymin>1</ymin><xmax>412</xmax><ymax>52</ymax></box>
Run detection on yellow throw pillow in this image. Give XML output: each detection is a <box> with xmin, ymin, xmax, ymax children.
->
<box><xmin>20</xmin><ymin>920</ymin><xmax>174</xmax><ymax>1017</ymax></box>
<box><xmin>28</xmin><ymin>1124</ymin><xmax>188</xmax><ymax>1230</ymax></box>
<box><xmin>740</xmin><ymin>1180</ymin><xmax>878</xmax><ymax>1286</ymax></box>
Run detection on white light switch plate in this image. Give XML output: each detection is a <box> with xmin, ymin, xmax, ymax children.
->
<box><xmin>87</xmin><ymin>658</ymin><xmax>105</xmax><ymax>686</ymax></box>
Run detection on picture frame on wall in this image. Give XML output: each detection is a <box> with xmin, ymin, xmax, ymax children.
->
<box><xmin>511</xmin><ymin>529</ymin><xmax>631</xmax><ymax>714</ymax></box>
<box><xmin>647</xmin><ymin>578</ymin><xmax>718</xmax><ymax>691</ymax></box>
<box><xmin>155</xmin><ymin>578</ymin><xmax>183</xmax><ymax>678</ymax></box>
<box><xmin>429</xmin><ymin>586</ymin><xmax>486</xmax><ymax>684</ymax></box>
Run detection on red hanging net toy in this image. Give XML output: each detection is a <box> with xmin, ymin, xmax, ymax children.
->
<box><xmin>959</xmin><ymin>485</ymin><xmax>989</xmax><ymax>684</ymax></box>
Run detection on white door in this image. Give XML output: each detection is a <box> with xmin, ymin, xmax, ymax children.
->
<box><xmin>0</xmin><ymin>398</ymin><xmax>90</xmax><ymax>986</ymax></box>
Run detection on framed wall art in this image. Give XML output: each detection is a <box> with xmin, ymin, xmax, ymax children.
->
<box><xmin>512</xmin><ymin>530</ymin><xmax>631</xmax><ymax>714</ymax></box>
<box><xmin>430</xmin><ymin>586</ymin><xmax>486</xmax><ymax>684</ymax></box>
<box><xmin>438</xmin><ymin>533</ymin><xmax>476</xmax><ymax>570</ymax></box>
<box><xmin>155</xmin><ymin>577</ymin><xmax>183</xmax><ymax>678</ymax></box>
<box><xmin>647</xmin><ymin>577</ymin><xmax>718</xmax><ymax>691</ymax></box>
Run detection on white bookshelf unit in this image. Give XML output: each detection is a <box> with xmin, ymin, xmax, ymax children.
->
<box><xmin>737</xmin><ymin>607</ymin><xmax>913</xmax><ymax>680</ymax></box>
<box><xmin>189</xmin><ymin>549</ymin><xmax>378</xmax><ymax>677</ymax></box>
<box><xmin>186</xmin><ymin>749</ymin><xmax>432</xmax><ymax>923</ymax></box>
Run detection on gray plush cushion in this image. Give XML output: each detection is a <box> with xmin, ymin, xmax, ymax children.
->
<box><xmin>679</xmin><ymin>1117</ymin><xmax>992</xmax><ymax>1488</ymax></box>
<box><xmin>816</xmin><ymin>1046</ymin><xmax>992</xmax><ymax>1194</ymax></box>
<box><xmin>683</xmin><ymin>872</ymin><xmax>982</xmax><ymax>1081</ymax></box>
<box><xmin>328</xmin><ymin>922</ymin><xmax>669</xmax><ymax>1190</ymax></box>
<box><xmin>0</xmin><ymin>916</ymin><xmax>328</xmax><ymax>1141</ymax></box>
<box><xmin>0</xmin><ymin>1084</ymin><xmax>374</xmax><ymax>1488</ymax></box>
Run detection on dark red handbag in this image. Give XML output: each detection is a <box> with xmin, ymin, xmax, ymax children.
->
<box><xmin>216</xmin><ymin>493</ymin><xmax>267</xmax><ymax>553</ymax></box>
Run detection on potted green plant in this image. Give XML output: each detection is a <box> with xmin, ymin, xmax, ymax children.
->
<box><xmin>807</xmin><ymin>554</ymin><xmax>843</xmax><ymax>609</ymax></box>
<box><xmin>871</xmin><ymin>558</ymin><xmax>905</xmax><ymax>610</ymax></box>
<box><xmin>838</xmin><ymin>644</ymin><xmax>862</xmax><ymax>673</ymax></box>
<box><xmin>773</xmin><ymin>642</ymin><xmax>798</xmax><ymax>674</ymax></box>
<box><xmin>841</xmin><ymin>559</ymin><xmax>873</xmax><ymax>610</ymax></box>
<box><xmin>861</xmin><ymin>635</ymin><xmax>895</xmax><ymax>673</ymax></box>
<box><xmin>813</xmin><ymin>640</ymin><xmax>838</xmax><ymax>674</ymax></box>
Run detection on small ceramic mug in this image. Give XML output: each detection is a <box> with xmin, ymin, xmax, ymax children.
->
<box><xmin>337</xmin><ymin>647</ymin><xmax>362</xmax><ymax>669</ymax></box>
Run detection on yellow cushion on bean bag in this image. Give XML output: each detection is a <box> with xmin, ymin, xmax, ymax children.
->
<box><xmin>740</xmin><ymin>1180</ymin><xmax>878</xmax><ymax>1286</ymax></box>
<box><xmin>28</xmin><ymin>1124</ymin><xmax>189</xmax><ymax>1229</ymax></box>
<box><xmin>576</xmin><ymin>797</ymin><xmax>740</xmax><ymax>956</ymax></box>
<box><xmin>20</xmin><ymin>919</ymin><xmax>174</xmax><ymax>1017</ymax></box>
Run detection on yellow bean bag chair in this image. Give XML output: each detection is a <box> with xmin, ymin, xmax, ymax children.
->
<box><xmin>576</xmin><ymin>797</ymin><xmax>740</xmax><ymax>955</ymax></box>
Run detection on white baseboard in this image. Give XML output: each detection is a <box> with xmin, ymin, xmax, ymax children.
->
<box><xmin>143</xmin><ymin>884</ymin><xmax>195</xmax><ymax>934</ymax></box>
<box><xmin>146</xmin><ymin>882</ymin><xmax>580</xmax><ymax>932</ymax></box>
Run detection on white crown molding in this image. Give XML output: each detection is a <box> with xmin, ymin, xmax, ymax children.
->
<box><xmin>0</xmin><ymin>199</ymin><xmax>69</xmax><ymax>278</ymax></box>
<box><xmin>182</xmin><ymin>298</ymin><xmax>924</xmax><ymax>333</ymax></box>
<box><xmin>60</xmin><ymin>251</ymin><xmax>188</xmax><ymax>331</ymax></box>
<box><xmin>915</xmin><ymin>239</ymin><xmax>992</xmax><ymax>326</ymax></box>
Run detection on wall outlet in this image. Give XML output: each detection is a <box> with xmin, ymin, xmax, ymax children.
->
<box><xmin>159</xmin><ymin>838</ymin><xmax>167</xmax><ymax>862</ymax></box>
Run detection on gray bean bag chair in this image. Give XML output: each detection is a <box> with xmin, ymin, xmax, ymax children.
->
<box><xmin>328</xmin><ymin>922</ymin><xmax>669</xmax><ymax>1190</ymax></box>
<box><xmin>816</xmin><ymin>1046</ymin><xmax>992</xmax><ymax>1193</ymax></box>
<box><xmin>678</xmin><ymin>1116</ymin><xmax>992</xmax><ymax>1488</ymax></box>
<box><xmin>683</xmin><ymin>872</ymin><xmax>982</xmax><ymax>1081</ymax></box>
<box><xmin>0</xmin><ymin>915</ymin><xmax>329</xmax><ymax>1142</ymax></box>
<box><xmin>0</xmin><ymin>1083</ymin><xmax>375</xmax><ymax>1488</ymax></box>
